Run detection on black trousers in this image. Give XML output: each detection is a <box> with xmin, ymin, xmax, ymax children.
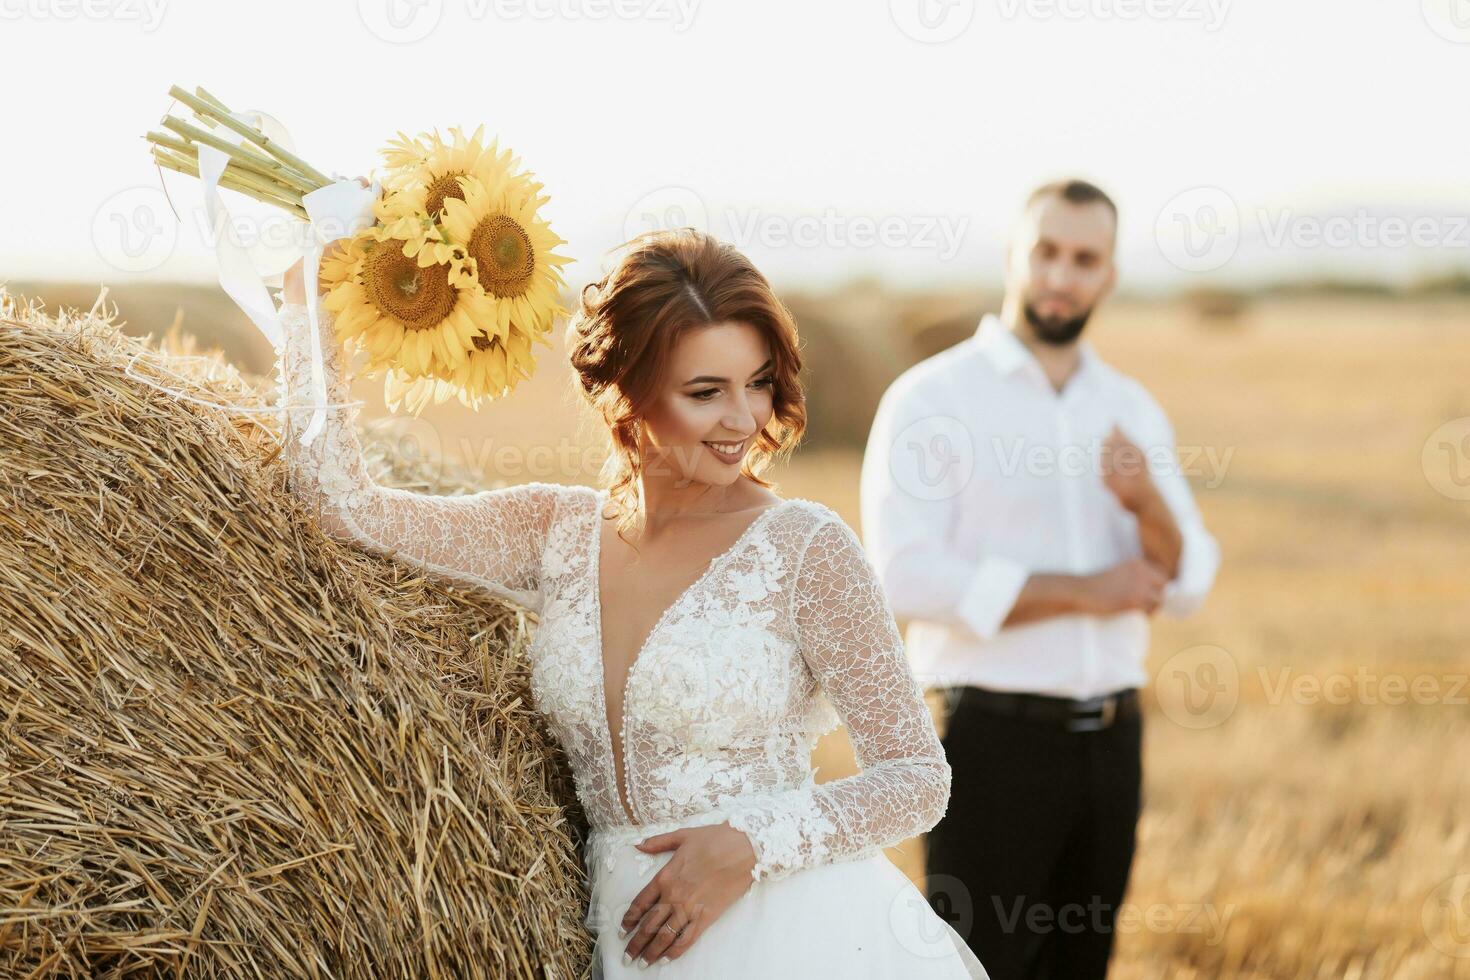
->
<box><xmin>923</xmin><ymin>685</ymin><xmax>1143</xmax><ymax>980</ymax></box>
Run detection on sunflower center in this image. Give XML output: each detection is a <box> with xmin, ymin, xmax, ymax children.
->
<box><xmin>424</xmin><ymin>170</ymin><xmax>468</xmax><ymax>217</ymax></box>
<box><xmin>362</xmin><ymin>242</ymin><xmax>457</xmax><ymax>331</ymax></box>
<box><xmin>469</xmin><ymin>214</ymin><xmax>536</xmax><ymax>299</ymax></box>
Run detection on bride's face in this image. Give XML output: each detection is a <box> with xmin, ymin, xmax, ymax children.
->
<box><xmin>638</xmin><ymin>320</ymin><xmax>775</xmax><ymax>487</ymax></box>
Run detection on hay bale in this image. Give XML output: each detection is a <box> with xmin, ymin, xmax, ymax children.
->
<box><xmin>0</xmin><ymin>287</ymin><xmax>594</xmax><ymax>979</ymax></box>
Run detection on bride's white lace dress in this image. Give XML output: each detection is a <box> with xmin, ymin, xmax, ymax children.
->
<box><xmin>274</xmin><ymin>301</ymin><xmax>988</xmax><ymax>978</ymax></box>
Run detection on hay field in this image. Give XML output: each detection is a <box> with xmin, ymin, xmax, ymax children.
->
<box><xmin>9</xmin><ymin>281</ymin><xmax>1467</xmax><ymax>978</ymax></box>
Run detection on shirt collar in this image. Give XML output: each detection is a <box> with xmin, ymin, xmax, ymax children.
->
<box><xmin>972</xmin><ymin>312</ymin><xmax>1100</xmax><ymax>387</ymax></box>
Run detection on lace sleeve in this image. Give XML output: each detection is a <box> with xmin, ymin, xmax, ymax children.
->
<box><xmin>725</xmin><ymin>515</ymin><xmax>952</xmax><ymax>884</ymax></box>
<box><xmin>274</xmin><ymin>300</ymin><xmax>563</xmax><ymax>614</ymax></box>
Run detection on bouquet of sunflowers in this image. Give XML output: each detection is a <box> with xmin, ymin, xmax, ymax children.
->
<box><xmin>146</xmin><ymin>84</ymin><xmax>571</xmax><ymax>417</ymax></box>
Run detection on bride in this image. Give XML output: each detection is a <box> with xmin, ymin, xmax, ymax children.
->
<box><xmin>276</xmin><ymin>225</ymin><xmax>988</xmax><ymax>978</ymax></box>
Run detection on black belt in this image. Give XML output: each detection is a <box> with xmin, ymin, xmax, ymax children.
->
<box><xmin>951</xmin><ymin>685</ymin><xmax>1139</xmax><ymax>733</ymax></box>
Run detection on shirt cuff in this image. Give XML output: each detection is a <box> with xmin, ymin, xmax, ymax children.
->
<box><xmin>1158</xmin><ymin>527</ymin><xmax>1219</xmax><ymax>618</ymax></box>
<box><xmin>955</xmin><ymin>556</ymin><xmax>1030</xmax><ymax>641</ymax></box>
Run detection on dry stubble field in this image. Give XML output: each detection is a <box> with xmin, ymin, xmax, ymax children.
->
<box><xmin>785</xmin><ymin>295</ymin><xmax>1470</xmax><ymax>980</ymax></box>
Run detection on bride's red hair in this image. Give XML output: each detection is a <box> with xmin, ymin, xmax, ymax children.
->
<box><xmin>565</xmin><ymin>227</ymin><xmax>807</xmax><ymax>538</ymax></box>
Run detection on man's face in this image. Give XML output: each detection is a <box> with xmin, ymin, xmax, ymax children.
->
<box><xmin>1007</xmin><ymin>195</ymin><xmax>1118</xmax><ymax>345</ymax></box>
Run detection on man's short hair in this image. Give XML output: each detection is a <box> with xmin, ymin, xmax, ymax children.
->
<box><xmin>1024</xmin><ymin>179</ymin><xmax>1118</xmax><ymax>226</ymax></box>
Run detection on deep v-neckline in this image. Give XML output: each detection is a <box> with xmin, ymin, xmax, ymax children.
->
<box><xmin>588</xmin><ymin>490</ymin><xmax>790</xmax><ymax>824</ymax></box>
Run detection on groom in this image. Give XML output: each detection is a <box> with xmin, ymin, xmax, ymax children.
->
<box><xmin>860</xmin><ymin>179</ymin><xmax>1220</xmax><ymax>979</ymax></box>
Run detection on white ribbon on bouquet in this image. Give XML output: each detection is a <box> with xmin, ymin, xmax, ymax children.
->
<box><xmin>191</xmin><ymin>110</ymin><xmax>379</xmax><ymax>447</ymax></box>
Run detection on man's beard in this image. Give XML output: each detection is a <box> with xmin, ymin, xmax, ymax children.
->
<box><xmin>1023</xmin><ymin>300</ymin><xmax>1093</xmax><ymax>346</ymax></box>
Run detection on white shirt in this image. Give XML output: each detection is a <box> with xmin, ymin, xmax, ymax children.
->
<box><xmin>859</xmin><ymin>313</ymin><xmax>1221</xmax><ymax>700</ymax></box>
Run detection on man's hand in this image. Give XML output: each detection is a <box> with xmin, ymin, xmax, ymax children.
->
<box><xmin>619</xmin><ymin>822</ymin><xmax>758</xmax><ymax>966</ymax></box>
<box><xmin>1101</xmin><ymin>423</ymin><xmax>1184</xmax><ymax>582</ymax></box>
<box><xmin>1081</xmin><ymin>558</ymin><xmax>1168</xmax><ymax>615</ymax></box>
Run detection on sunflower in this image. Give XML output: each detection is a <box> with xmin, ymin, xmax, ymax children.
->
<box><xmin>378</xmin><ymin>124</ymin><xmax>520</xmax><ymax>202</ymax></box>
<box><xmin>371</xmin><ymin>125</ymin><xmax>521</xmax><ymax>262</ymax></box>
<box><xmin>383</xmin><ymin>319</ymin><xmax>549</xmax><ymax>415</ymax></box>
<box><xmin>436</xmin><ymin>171</ymin><xmax>572</xmax><ymax>345</ymax></box>
<box><xmin>318</xmin><ymin>233</ymin><xmax>362</xmax><ymax>294</ymax></box>
<box><xmin>319</xmin><ymin>230</ymin><xmax>494</xmax><ymax>379</ymax></box>
<box><xmin>312</xmin><ymin>126</ymin><xmax>571</xmax><ymax>415</ymax></box>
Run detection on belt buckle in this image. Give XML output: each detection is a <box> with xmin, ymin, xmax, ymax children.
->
<box><xmin>1066</xmin><ymin>694</ymin><xmax>1117</xmax><ymax>733</ymax></box>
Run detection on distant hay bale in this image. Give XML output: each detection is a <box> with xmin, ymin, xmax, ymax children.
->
<box><xmin>1180</xmin><ymin>286</ymin><xmax>1252</xmax><ymax>329</ymax></box>
<box><xmin>0</xmin><ymin>288</ymin><xmax>593</xmax><ymax>979</ymax></box>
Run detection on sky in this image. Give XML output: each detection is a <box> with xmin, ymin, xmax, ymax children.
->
<box><xmin>3</xmin><ymin>0</ymin><xmax>1468</xmax><ymax>293</ymax></box>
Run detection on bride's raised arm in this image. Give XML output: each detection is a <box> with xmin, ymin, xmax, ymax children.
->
<box><xmin>725</xmin><ymin>514</ymin><xmax>953</xmax><ymax>884</ymax></box>
<box><xmin>274</xmin><ymin>299</ymin><xmax>566</xmax><ymax>614</ymax></box>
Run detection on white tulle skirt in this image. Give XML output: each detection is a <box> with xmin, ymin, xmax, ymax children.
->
<box><xmin>584</xmin><ymin>807</ymin><xmax>988</xmax><ymax>979</ymax></box>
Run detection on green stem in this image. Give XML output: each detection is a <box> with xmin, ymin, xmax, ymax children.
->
<box><xmin>190</xmin><ymin>85</ymin><xmax>233</xmax><ymax>127</ymax></box>
<box><xmin>145</xmin><ymin>130</ymin><xmax>194</xmax><ymax>157</ymax></box>
<box><xmin>158</xmin><ymin>116</ymin><xmax>317</xmax><ymax>196</ymax></box>
<box><xmin>167</xmin><ymin>84</ymin><xmax>333</xmax><ymax>189</ymax></box>
<box><xmin>148</xmin><ymin>127</ymin><xmax>312</xmax><ymax>198</ymax></box>
<box><xmin>152</xmin><ymin>149</ymin><xmax>309</xmax><ymax>219</ymax></box>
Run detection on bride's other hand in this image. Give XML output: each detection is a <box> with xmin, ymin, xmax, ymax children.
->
<box><xmin>619</xmin><ymin>823</ymin><xmax>757</xmax><ymax>966</ymax></box>
<box><xmin>281</xmin><ymin>175</ymin><xmax>371</xmax><ymax>304</ymax></box>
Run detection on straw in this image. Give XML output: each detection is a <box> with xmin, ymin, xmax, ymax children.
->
<box><xmin>0</xmin><ymin>286</ymin><xmax>596</xmax><ymax>979</ymax></box>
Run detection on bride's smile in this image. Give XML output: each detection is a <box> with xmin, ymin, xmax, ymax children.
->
<box><xmin>637</xmin><ymin>319</ymin><xmax>774</xmax><ymax>491</ymax></box>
